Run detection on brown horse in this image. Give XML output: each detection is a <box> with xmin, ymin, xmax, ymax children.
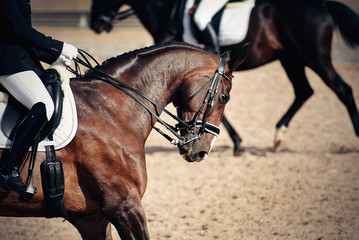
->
<box><xmin>90</xmin><ymin>0</ymin><xmax>359</xmax><ymax>154</ymax></box>
<box><xmin>0</xmin><ymin>42</ymin><xmax>246</xmax><ymax>239</ymax></box>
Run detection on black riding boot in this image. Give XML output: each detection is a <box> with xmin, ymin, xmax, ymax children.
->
<box><xmin>201</xmin><ymin>23</ymin><xmax>220</xmax><ymax>53</ymax></box>
<box><xmin>0</xmin><ymin>102</ymin><xmax>48</xmax><ymax>194</ymax></box>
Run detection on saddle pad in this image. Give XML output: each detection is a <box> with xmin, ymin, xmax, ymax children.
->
<box><xmin>183</xmin><ymin>0</ymin><xmax>255</xmax><ymax>46</ymax></box>
<box><xmin>0</xmin><ymin>83</ymin><xmax>78</xmax><ymax>151</ymax></box>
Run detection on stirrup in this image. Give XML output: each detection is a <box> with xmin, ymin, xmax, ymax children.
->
<box><xmin>18</xmin><ymin>136</ymin><xmax>40</xmax><ymax>202</ymax></box>
<box><xmin>19</xmin><ymin>178</ymin><xmax>37</xmax><ymax>202</ymax></box>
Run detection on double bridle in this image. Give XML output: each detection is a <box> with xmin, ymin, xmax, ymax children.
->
<box><xmin>175</xmin><ymin>56</ymin><xmax>232</xmax><ymax>144</ymax></box>
<box><xmin>69</xmin><ymin>49</ymin><xmax>232</xmax><ymax>146</ymax></box>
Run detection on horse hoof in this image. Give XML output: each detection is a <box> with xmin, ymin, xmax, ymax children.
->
<box><xmin>273</xmin><ymin>125</ymin><xmax>287</xmax><ymax>152</ymax></box>
<box><xmin>233</xmin><ymin>151</ymin><xmax>241</xmax><ymax>156</ymax></box>
<box><xmin>233</xmin><ymin>147</ymin><xmax>244</xmax><ymax>156</ymax></box>
<box><xmin>273</xmin><ymin>140</ymin><xmax>282</xmax><ymax>152</ymax></box>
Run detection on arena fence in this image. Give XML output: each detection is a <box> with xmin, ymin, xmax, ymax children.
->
<box><xmin>32</xmin><ymin>11</ymin><xmax>141</xmax><ymax>28</ymax></box>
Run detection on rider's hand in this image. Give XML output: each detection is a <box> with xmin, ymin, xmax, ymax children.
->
<box><xmin>58</xmin><ymin>55</ymin><xmax>72</xmax><ymax>66</ymax></box>
<box><xmin>58</xmin><ymin>42</ymin><xmax>78</xmax><ymax>66</ymax></box>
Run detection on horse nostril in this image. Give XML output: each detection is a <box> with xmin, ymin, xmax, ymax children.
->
<box><xmin>198</xmin><ymin>151</ymin><xmax>208</xmax><ymax>160</ymax></box>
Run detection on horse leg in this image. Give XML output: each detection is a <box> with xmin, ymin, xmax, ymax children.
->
<box><xmin>305</xmin><ymin>13</ymin><xmax>359</xmax><ymax>138</ymax></box>
<box><xmin>69</xmin><ymin>215</ymin><xmax>113</xmax><ymax>240</ymax></box>
<box><xmin>274</xmin><ymin>56</ymin><xmax>314</xmax><ymax>151</ymax></box>
<box><xmin>222</xmin><ymin>114</ymin><xmax>242</xmax><ymax>156</ymax></box>
<box><xmin>313</xmin><ymin>64</ymin><xmax>359</xmax><ymax>137</ymax></box>
<box><xmin>102</xmin><ymin>194</ymin><xmax>150</xmax><ymax>240</ymax></box>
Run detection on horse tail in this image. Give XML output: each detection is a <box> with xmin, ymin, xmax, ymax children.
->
<box><xmin>327</xmin><ymin>1</ymin><xmax>359</xmax><ymax>48</ymax></box>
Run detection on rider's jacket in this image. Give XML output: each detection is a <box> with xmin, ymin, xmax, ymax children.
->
<box><xmin>0</xmin><ymin>0</ymin><xmax>63</xmax><ymax>76</ymax></box>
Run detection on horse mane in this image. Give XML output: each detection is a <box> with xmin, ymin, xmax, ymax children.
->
<box><xmin>84</xmin><ymin>41</ymin><xmax>217</xmax><ymax>77</ymax></box>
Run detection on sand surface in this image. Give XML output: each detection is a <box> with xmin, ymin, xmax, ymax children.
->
<box><xmin>1</xmin><ymin>2</ymin><xmax>359</xmax><ymax>239</ymax></box>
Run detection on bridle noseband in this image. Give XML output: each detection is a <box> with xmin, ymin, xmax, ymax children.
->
<box><xmin>69</xmin><ymin>50</ymin><xmax>231</xmax><ymax>146</ymax></box>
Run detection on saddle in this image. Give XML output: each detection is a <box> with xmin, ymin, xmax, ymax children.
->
<box><xmin>181</xmin><ymin>0</ymin><xmax>255</xmax><ymax>47</ymax></box>
<box><xmin>0</xmin><ymin>67</ymin><xmax>71</xmax><ymax>219</ymax></box>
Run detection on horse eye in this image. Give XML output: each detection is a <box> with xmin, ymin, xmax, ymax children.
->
<box><xmin>220</xmin><ymin>93</ymin><xmax>229</xmax><ymax>104</ymax></box>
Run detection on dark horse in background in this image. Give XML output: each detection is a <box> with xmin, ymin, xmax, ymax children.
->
<box><xmin>90</xmin><ymin>0</ymin><xmax>359</xmax><ymax>155</ymax></box>
<box><xmin>0</xmin><ymin>42</ymin><xmax>246</xmax><ymax>240</ymax></box>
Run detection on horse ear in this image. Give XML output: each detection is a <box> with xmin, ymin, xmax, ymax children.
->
<box><xmin>228</xmin><ymin>43</ymin><xmax>249</xmax><ymax>72</ymax></box>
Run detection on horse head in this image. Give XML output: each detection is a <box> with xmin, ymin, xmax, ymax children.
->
<box><xmin>174</xmin><ymin>67</ymin><xmax>230</xmax><ymax>162</ymax></box>
<box><xmin>89</xmin><ymin>0</ymin><xmax>178</xmax><ymax>42</ymax></box>
<box><xmin>173</xmin><ymin>45</ymin><xmax>248</xmax><ymax>162</ymax></box>
<box><xmin>90</xmin><ymin>0</ymin><xmax>125</xmax><ymax>33</ymax></box>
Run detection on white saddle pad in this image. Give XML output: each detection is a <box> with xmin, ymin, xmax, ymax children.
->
<box><xmin>183</xmin><ymin>0</ymin><xmax>255</xmax><ymax>46</ymax></box>
<box><xmin>0</xmin><ymin>66</ymin><xmax>78</xmax><ymax>151</ymax></box>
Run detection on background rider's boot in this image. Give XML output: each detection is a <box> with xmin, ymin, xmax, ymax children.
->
<box><xmin>0</xmin><ymin>102</ymin><xmax>48</xmax><ymax>194</ymax></box>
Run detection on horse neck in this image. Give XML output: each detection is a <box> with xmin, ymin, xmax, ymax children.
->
<box><xmin>119</xmin><ymin>53</ymin><xmax>184</xmax><ymax>108</ymax></box>
<box><xmin>87</xmin><ymin>49</ymin><xmax>189</xmax><ymax>136</ymax></box>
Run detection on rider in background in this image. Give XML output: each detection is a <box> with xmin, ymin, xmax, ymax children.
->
<box><xmin>192</xmin><ymin>0</ymin><xmax>229</xmax><ymax>52</ymax></box>
<box><xmin>0</xmin><ymin>0</ymin><xmax>78</xmax><ymax>194</ymax></box>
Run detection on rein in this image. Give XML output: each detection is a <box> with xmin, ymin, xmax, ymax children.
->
<box><xmin>68</xmin><ymin>49</ymin><xmax>231</xmax><ymax>145</ymax></box>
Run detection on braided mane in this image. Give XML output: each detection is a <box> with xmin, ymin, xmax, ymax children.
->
<box><xmin>85</xmin><ymin>41</ymin><xmax>217</xmax><ymax>76</ymax></box>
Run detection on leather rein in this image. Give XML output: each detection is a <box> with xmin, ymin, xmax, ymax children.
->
<box><xmin>68</xmin><ymin>49</ymin><xmax>231</xmax><ymax>145</ymax></box>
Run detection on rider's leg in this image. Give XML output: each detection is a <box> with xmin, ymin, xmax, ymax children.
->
<box><xmin>0</xmin><ymin>71</ymin><xmax>54</xmax><ymax>193</ymax></box>
<box><xmin>0</xmin><ymin>71</ymin><xmax>54</xmax><ymax>120</ymax></box>
<box><xmin>193</xmin><ymin>0</ymin><xmax>228</xmax><ymax>52</ymax></box>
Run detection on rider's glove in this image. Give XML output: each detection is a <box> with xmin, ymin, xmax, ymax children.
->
<box><xmin>58</xmin><ymin>42</ymin><xmax>78</xmax><ymax>66</ymax></box>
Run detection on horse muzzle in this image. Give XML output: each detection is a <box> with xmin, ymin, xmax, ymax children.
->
<box><xmin>91</xmin><ymin>16</ymin><xmax>114</xmax><ymax>34</ymax></box>
<box><xmin>176</xmin><ymin>121</ymin><xmax>220</xmax><ymax>162</ymax></box>
<box><xmin>177</xmin><ymin>134</ymin><xmax>209</xmax><ymax>162</ymax></box>
<box><xmin>179</xmin><ymin>145</ymin><xmax>208</xmax><ymax>162</ymax></box>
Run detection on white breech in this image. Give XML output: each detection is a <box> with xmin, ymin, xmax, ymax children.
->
<box><xmin>0</xmin><ymin>70</ymin><xmax>54</xmax><ymax>121</ymax></box>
